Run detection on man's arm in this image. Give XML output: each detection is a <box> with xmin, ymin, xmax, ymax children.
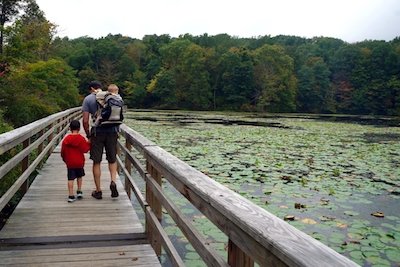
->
<box><xmin>82</xmin><ymin>111</ymin><xmax>90</xmax><ymax>137</ymax></box>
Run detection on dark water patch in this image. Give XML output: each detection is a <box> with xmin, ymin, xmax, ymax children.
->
<box><xmin>128</xmin><ymin>113</ymin><xmax>298</xmax><ymax>129</ymax></box>
<box><xmin>362</xmin><ymin>133</ymin><xmax>400</xmax><ymax>143</ymax></box>
<box><xmin>248</xmin><ymin>113</ymin><xmax>400</xmax><ymax>127</ymax></box>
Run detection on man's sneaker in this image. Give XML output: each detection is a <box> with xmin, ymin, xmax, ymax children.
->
<box><xmin>91</xmin><ymin>190</ymin><xmax>102</xmax><ymax>199</ymax></box>
<box><xmin>68</xmin><ymin>196</ymin><xmax>76</xmax><ymax>203</ymax></box>
<box><xmin>110</xmin><ymin>181</ymin><xmax>119</xmax><ymax>198</ymax></box>
<box><xmin>77</xmin><ymin>191</ymin><xmax>83</xmax><ymax>199</ymax></box>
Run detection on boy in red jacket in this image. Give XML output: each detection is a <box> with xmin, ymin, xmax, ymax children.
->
<box><xmin>61</xmin><ymin>120</ymin><xmax>91</xmax><ymax>202</ymax></box>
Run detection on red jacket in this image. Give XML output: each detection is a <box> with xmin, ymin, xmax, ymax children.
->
<box><xmin>61</xmin><ymin>133</ymin><xmax>90</xmax><ymax>168</ymax></box>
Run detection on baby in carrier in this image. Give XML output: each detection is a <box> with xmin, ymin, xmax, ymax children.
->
<box><xmin>93</xmin><ymin>84</ymin><xmax>124</xmax><ymax>127</ymax></box>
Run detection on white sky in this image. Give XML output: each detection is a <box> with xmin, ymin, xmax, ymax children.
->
<box><xmin>36</xmin><ymin>0</ymin><xmax>400</xmax><ymax>43</ymax></box>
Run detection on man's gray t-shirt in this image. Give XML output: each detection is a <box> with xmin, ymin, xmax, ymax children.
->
<box><xmin>82</xmin><ymin>93</ymin><xmax>118</xmax><ymax>133</ymax></box>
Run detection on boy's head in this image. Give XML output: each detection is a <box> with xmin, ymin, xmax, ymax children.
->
<box><xmin>88</xmin><ymin>80</ymin><xmax>102</xmax><ymax>92</ymax></box>
<box><xmin>69</xmin><ymin>120</ymin><xmax>80</xmax><ymax>131</ymax></box>
<box><xmin>108</xmin><ymin>84</ymin><xmax>119</xmax><ymax>94</ymax></box>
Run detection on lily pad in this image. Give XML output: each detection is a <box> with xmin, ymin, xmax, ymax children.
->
<box><xmin>371</xmin><ymin>212</ymin><xmax>385</xmax><ymax>218</ymax></box>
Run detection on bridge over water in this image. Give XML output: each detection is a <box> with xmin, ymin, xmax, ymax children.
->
<box><xmin>0</xmin><ymin>108</ymin><xmax>359</xmax><ymax>266</ymax></box>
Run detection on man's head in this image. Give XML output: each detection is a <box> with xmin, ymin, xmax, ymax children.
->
<box><xmin>88</xmin><ymin>80</ymin><xmax>102</xmax><ymax>91</ymax></box>
<box><xmin>69</xmin><ymin>120</ymin><xmax>80</xmax><ymax>131</ymax></box>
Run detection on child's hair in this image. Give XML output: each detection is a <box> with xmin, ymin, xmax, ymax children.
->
<box><xmin>108</xmin><ymin>84</ymin><xmax>119</xmax><ymax>94</ymax></box>
<box><xmin>69</xmin><ymin>120</ymin><xmax>80</xmax><ymax>131</ymax></box>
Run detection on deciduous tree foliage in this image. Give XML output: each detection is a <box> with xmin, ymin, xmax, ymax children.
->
<box><xmin>297</xmin><ymin>57</ymin><xmax>334</xmax><ymax>113</ymax></box>
<box><xmin>0</xmin><ymin>0</ymin><xmax>24</xmax><ymax>54</ymax></box>
<box><xmin>0</xmin><ymin>0</ymin><xmax>80</xmax><ymax>129</ymax></box>
<box><xmin>1</xmin><ymin>0</ymin><xmax>399</xmax><ymax>130</ymax></box>
<box><xmin>252</xmin><ymin>44</ymin><xmax>297</xmax><ymax>112</ymax></box>
<box><xmin>2</xmin><ymin>59</ymin><xmax>79</xmax><ymax>126</ymax></box>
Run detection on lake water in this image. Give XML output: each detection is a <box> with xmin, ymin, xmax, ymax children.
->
<box><xmin>125</xmin><ymin>110</ymin><xmax>400</xmax><ymax>267</ymax></box>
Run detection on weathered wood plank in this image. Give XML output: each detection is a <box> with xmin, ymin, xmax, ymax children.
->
<box><xmin>120</xmin><ymin>124</ymin><xmax>155</xmax><ymax>152</ymax></box>
<box><xmin>0</xmin><ymin>113</ymin><xmax>161</xmax><ymax>267</ymax></box>
<box><xmin>0</xmin><ymin>126</ymin><xmax>67</xmax><ymax>211</ymax></box>
<box><xmin>116</xmin><ymin>155</ymin><xmax>147</xmax><ymax>210</ymax></box>
<box><xmin>0</xmin><ymin>151</ymin><xmax>144</xmax><ymax>239</ymax></box>
<box><xmin>0</xmin><ymin>244</ymin><xmax>161</xmax><ymax>266</ymax></box>
<box><xmin>146</xmin><ymin>207</ymin><xmax>185</xmax><ymax>267</ymax></box>
<box><xmin>145</xmin><ymin>173</ymin><xmax>229</xmax><ymax>267</ymax></box>
<box><xmin>144</xmin><ymin>145</ymin><xmax>359</xmax><ymax>267</ymax></box>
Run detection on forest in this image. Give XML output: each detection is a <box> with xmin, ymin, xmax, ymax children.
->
<box><xmin>0</xmin><ymin>0</ymin><xmax>399</xmax><ymax>131</ymax></box>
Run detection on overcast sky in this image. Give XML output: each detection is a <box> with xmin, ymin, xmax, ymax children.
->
<box><xmin>35</xmin><ymin>0</ymin><xmax>400</xmax><ymax>43</ymax></box>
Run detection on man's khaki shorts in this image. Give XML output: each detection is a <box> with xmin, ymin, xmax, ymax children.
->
<box><xmin>90</xmin><ymin>132</ymin><xmax>118</xmax><ymax>163</ymax></box>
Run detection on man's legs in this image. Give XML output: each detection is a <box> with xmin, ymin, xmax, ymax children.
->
<box><xmin>109</xmin><ymin>162</ymin><xmax>117</xmax><ymax>182</ymax></box>
<box><xmin>109</xmin><ymin>162</ymin><xmax>119</xmax><ymax>197</ymax></box>
<box><xmin>90</xmin><ymin>134</ymin><xmax>104</xmax><ymax>199</ymax></box>
<box><xmin>105</xmin><ymin>132</ymin><xmax>119</xmax><ymax>198</ymax></box>
<box><xmin>93</xmin><ymin>163</ymin><xmax>101</xmax><ymax>191</ymax></box>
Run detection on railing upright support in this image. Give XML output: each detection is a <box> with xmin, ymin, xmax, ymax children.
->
<box><xmin>145</xmin><ymin>159</ymin><xmax>162</xmax><ymax>257</ymax></box>
<box><xmin>124</xmin><ymin>137</ymin><xmax>132</xmax><ymax>199</ymax></box>
<box><xmin>228</xmin><ymin>239</ymin><xmax>254</xmax><ymax>267</ymax></box>
<box><xmin>47</xmin><ymin>123</ymin><xmax>54</xmax><ymax>157</ymax></box>
<box><xmin>20</xmin><ymin>138</ymin><xmax>30</xmax><ymax>194</ymax></box>
<box><xmin>37</xmin><ymin>130</ymin><xmax>44</xmax><ymax>154</ymax></box>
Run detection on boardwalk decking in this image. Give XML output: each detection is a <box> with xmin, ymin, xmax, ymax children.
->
<box><xmin>0</xmin><ymin>144</ymin><xmax>161</xmax><ymax>266</ymax></box>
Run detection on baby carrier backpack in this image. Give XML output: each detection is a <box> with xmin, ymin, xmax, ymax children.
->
<box><xmin>93</xmin><ymin>91</ymin><xmax>124</xmax><ymax>127</ymax></box>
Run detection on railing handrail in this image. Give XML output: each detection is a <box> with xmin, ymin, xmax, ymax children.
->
<box><xmin>0</xmin><ymin>108</ymin><xmax>81</xmax><ymax>212</ymax></box>
<box><xmin>118</xmin><ymin>124</ymin><xmax>359</xmax><ymax>267</ymax></box>
<box><xmin>0</xmin><ymin>107</ymin><xmax>81</xmax><ymax>155</ymax></box>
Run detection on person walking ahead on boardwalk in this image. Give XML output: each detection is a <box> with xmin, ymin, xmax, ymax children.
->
<box><xmin>82</xmin><ymin>81</ymin><xmax>120</xmax><ymax>199</ymax></box>
<box><xmin>61</xmin><ymin>120</ymin><xmax>90</xmax><ymax>203</ymax></box>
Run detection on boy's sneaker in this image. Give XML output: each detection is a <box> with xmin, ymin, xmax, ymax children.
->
<box><xmin>91</xmin><ymin>190</ymin><xmax>102</xmax><ymax>199</ymax></box>
<box><xmin>68</xmin><ymin>196</ymin><xmax>76</xmax><ymax>203</ymax></box>
<box><xmin>110</xmin><ymin>181</ymin><xmax>119</xmax><ymax>198</ymax></box>
<box><xmin>77</xmin><ymin>191</ymin><xmax>83</xmax><ymax>199</ymax></box>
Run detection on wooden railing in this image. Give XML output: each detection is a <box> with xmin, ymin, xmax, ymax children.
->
<box><xmin>0</xmin><ymin>109</ymin><xmax>360</xmax><ymax>266</ymax></box>
<box><xmin>0</xmin><ymin>108</ymin><xmax>82</xmax><ymax>212</ymax></box>
<box><xmin>117</xmin><ymin>124</ymin><xmax>360</xmax><ymax>267</ymax></box>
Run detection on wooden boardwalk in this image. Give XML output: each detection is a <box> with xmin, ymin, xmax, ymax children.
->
<box><xmin>0</xmin><ymin>144</ymin><xmax>161</xmax><ymax>266</ymax></box>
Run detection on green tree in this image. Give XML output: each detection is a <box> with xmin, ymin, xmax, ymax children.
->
<box><xmin>0</xmin><ymin>109</ymin><xmax>12</xmax><ymax>133</ymax></box>
<box><xmin>218</xmin><ymin>47</ymin><xmax>255</xmax><ymax>110</ymax></box>
<box><xmin>331</xmin><ymin>45</ymin><xmax>362</xmax><ymax>113</ymax></box>
<box><xmin>152</xmin><ymin>39</ymin><xmax>211</xmax><ymax>109</ymax></box>
<box><xmin>0</xmin><ymin>0</ymin><xmax>25</xmax><ymax>54</ymax></box>
<box><xmin>3</xmin><ymin>0</ymin><xmax>55</xmax><ymax>62</ymax></box>
<box><xmin>297</xmin><ymin>57</ymin><xmax>334</xmax><ymax>113</ymax></box>
<box><xmin>252</xmin><ymin>44</ymin><xmax>297</xmax><ymax>112</ymax></box>
<box><xmin>142</xmin><ymin>34</ymin><xmax>171</xmax><ymax>80</ymax></box>
<box><xmin>2</xmin><ymin>59</ymin><xmax>79</xmax><ymax>126</ymax></box>
<box><xmin>147</xmin><ymin>68</ymin><xmax>177</xmax><ymax>108</ymax></box>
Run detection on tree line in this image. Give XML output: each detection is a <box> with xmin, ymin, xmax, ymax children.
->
<box><xmin>1</xmin><ymin>0</ymin><xmax>399</xmax><ymax>131</ymax></box>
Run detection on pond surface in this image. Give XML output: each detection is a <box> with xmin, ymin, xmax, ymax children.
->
<box><xmin>125</xmin><ymin>110</ymin><xmax>400</xmax><ymax>267</ymax></box>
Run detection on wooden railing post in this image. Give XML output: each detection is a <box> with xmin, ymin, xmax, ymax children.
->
<box><xmin>124</xmin><ymin>137</ymin><xmax>132</xmax><ymax>199</ymax></box>
<box><xmin>145</xmin><ymin>159</ymin><xmax>162</xmax><ymax>257</ymax></box>
<box><xmin>116</xmin><ymin>137</ymin><xmax>121</xmax><ymax>175</ymax></box>
<box><xmin>20</xmin><ymin>138</ymin><xmax>30</xmax><ymax>194</ymax></box>
<box><xmin>228</xmin><ymin>239</ymin><xmax>254</xmax><ymax>267</ymax></box>
<box><xmin>37</xmin><ymin>130</ymin><xmax>44</xmax><ymax>154</ymax></box>
<box><xmin>47</xmin><ymin>123</ymin><xmax>54</xmax><ymax>157</ymax></box>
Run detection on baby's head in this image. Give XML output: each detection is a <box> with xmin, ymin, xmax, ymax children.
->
<box><xmin>108</xmin><ymin>84</ymin><xmax>119</xmax><ymax>94</ymax></box>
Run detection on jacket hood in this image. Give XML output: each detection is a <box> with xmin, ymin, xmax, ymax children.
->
<box><xmin>63</xmin><ymin>134</ymin><xmax>82</xmax><ymax>147</ymax></box>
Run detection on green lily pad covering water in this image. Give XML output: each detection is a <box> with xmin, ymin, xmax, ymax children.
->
<box><xmin>126</xmin><ymin>110</ymin><xmax>400</xmax><ymax>267</ymax></box>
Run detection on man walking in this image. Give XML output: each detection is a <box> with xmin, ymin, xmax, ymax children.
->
<box><xmin>82</xmin><ymin>80</ymin><xmax>119</xmax><ymax>199</ymax></box>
